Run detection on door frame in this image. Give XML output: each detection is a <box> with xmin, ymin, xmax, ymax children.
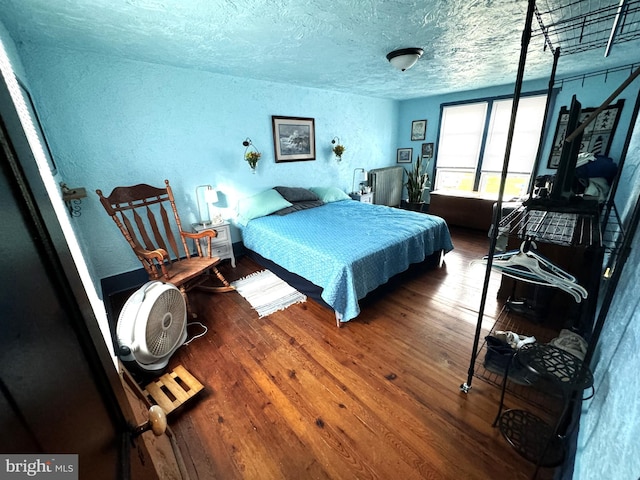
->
<box><xmin>0</xmin><ymin>64</ymin><xmax>135</xmax><ymax>478</ymax></box>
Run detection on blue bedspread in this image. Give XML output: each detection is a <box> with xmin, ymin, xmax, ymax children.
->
<box><xmin>240</xmin><ymin>200</ymin><xmax>454</xmax><ymax>322</ymax></box>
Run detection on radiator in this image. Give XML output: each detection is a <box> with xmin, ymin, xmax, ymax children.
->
<box><xmin>368</xmin><ymin>166</ymin><xmax>404</xmax><ymax>207</ymax></box>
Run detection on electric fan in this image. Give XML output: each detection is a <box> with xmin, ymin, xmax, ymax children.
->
<box><xmin>117</xmin><ymin>281</ymin><xmax>187</xmax><ymax>375</ymax></box>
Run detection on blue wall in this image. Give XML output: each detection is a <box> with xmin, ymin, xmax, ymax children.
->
<box><xmin>14</xmin><ymin>43</ymin><xmax>397</xmax><ymax>282</ymax></box>
<box><xmin>572</xmin><ymin>97</ymin><xmax>640</xmax><ymax>480</ymax></box>
<box><xmin>574</xmin><ymin>215</ymin><xmax>640</xmax><ymax>480</ymax></box>
<box><xmin>0</xmin><ymin>22</ymin><xmax>25</xmax><ymax>79</ymax></box>
<box><xmin>13</xmin><ymin>38</ymin><xmax>640</xmax><ymax>286</ymax></box>
<box><xmin>397</xmin><ymin>70</ymin><xmax>640</xmax><ymax>188</ymax></box>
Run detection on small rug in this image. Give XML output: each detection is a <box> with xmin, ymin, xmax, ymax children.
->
<box><xmin>231</xmin><ymin>270</ymin><xmax>306</xmax><ymax>318</ymax></box>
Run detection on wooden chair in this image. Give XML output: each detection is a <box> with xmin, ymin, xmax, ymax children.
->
<box><xmin>97</xmin><ymin>180</ymin><xmax>234</xmax><ymax>315</ymax></box>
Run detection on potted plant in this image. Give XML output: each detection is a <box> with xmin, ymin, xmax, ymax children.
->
<box><xmin>332</xmin><ymin>143</ymin><xmax>345</xmax><ymax>161</ymax></box>
<box><xmin>245</xmin><ymin>151</ymin><xmax>261</xmax><ymax>172</ymax></box>
<box><xmin>404</xmin><ymin>155</ymin><xmax>430</xmax><ymax>211</ymax></box>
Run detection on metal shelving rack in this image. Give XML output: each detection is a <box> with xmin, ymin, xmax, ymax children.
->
<box><xmin>533</xmin><ymin>0</ymin><xmax>640</xmax><ymax>56</ymax></box>
<box><xmin>499</xmin><ymin>206</ymin><xmax>601</xmax><ymax>248</ymax></box>
<box><xmin>461</xmin><ymin>0</ymin><xmax>638</xmax><ymax>399</ymax></box>
<box><xmin>470</xmin><ymin>198</ymin><xmax>602</xmax><ymax>411</ymax></box>
<box><xmin>456</xmin><ymin>6</ymin><xmax>640</xmax><ymax>477</ymax></box>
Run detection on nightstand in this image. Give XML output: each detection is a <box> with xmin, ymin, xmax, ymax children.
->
<box><xmin>349</xmin><ymin>192</ymin><xmax>374</xmax><ymax>203</ymax></box>
<box><xmin>192</xmin><ymin>221</ymin><xmax>236</xmax><ymax>267</ymax></box>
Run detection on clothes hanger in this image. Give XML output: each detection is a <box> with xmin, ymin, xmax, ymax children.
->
<box><xmin>492</xmin><ymin>248</ymin><xmax>588</xmax><ymax>301</ymax></box>
<box><xmin>486</xmin><ymin>241</ymin><xmax>577</xmax><ymax>282</ymax></box>
<box><xmin>472</xmin><ymin>240</ymin><xmax>588</xmax><ymax>302</ymax></box>
<box><xmin>483</xmin><ymin>240</ymin><xmax>577</xmax><ymax>282</ymax></box>
<box><xmin>494</xmin><ymin>262</ymin><xmax>586</xmax><ymax>303</ymax></box>
<box><xmin>490</xmin><ymin>261</ymin><xmax>585</xmax><ymax>303</ymax></box>
<box><xmin>493</xmin><ymin>242</ymin><xmax>581</xmax><ymax>286</ymax></box>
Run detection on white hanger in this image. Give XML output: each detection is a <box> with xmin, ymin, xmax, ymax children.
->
<box><xmin>490</xmin><ymin>243</ymin><xmax>577</xmax><ymax>283</ymax></box>
<box><xmin>471</xmin><ymin>241</ymin><xmax>588</xmax><ymax>303</ymax></box>
<box><xmin>496</xmin><ymin>264</ymin><xmax>585</xmax><ymax>303</ymax></box>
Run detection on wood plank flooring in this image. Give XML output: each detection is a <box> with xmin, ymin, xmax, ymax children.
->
<box><xmin>167</xmin><ymin>227</ymin><xmax>559</xmax><ymax>480</ymax></box>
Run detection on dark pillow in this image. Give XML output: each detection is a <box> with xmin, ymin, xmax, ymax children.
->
<box><xmin>274</xmin><ymin>186</ymin><xmax>320</xmax><ymax>203</ymax></box>
<box><xmin>272</xmin><ymin>200</ymin><xmax>325</xmax><ymax>216</ymax></box>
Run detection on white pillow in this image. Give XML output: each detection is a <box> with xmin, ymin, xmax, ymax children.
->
<box><xmin>237</xmin><ymin>189</ymin><xmax>292</xmax><ymax>225</ymax></box>
<box><xmin>309</xmin><ymin>186</ymin><xmax>351</xmax><ymax>203</ymax></box>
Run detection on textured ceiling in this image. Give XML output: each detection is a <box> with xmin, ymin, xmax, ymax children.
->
<box><xmin>1</xmin><ymin>0</ymin><xmax>640</xmax><ymax>100</ymax></box>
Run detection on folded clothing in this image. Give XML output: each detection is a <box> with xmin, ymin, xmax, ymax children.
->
<box><xmin>548</xmin><ymin>329</ymin><xmax>588</xmax><ymax>360</ymax></box>
<box><xmin>494</xmin><ymin>330</ymin><xmax>537</xmax><ymax>349</ymax></box>
<box><xmin>483</xmin><ymin>335</ymin><xmax>538</xmax><ymax>386</ymax></box>
<box><xmin>575</xmin><ymin>154</ymin><xmax>618</xmax><ymax>184</ymax></box>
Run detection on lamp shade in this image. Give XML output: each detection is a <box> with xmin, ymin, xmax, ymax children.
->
<box><xmin>352</xmin><ymin>168</ymin><xmax>368</xmax><ymax>194</ymax></box>
<box><xmin>196</xmin><ymin>184</ymin><xmax>219</xmax><ymax>224</ymax></box>
<box><xmin>386</xmin><ymin>48</ymin><xmax>424</xmax><ymax>71</ymax></box>
<box><xmin>203</xmin><ymin>188</ymin><xmax>218</xmax><ymax>204</ymax></box>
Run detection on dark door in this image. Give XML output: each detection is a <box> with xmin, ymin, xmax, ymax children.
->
<box><xmin>0</xmin><ymin>74</ymin><xmax>149</xmax><ymax>478</ymax></box>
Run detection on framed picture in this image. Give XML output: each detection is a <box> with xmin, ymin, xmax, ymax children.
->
<box><xmin>397</xmin><ymin>148</ymin><xmax>413</xmax><ymax>164</ymax></box>
<box><xmin>547</xmin><ymin>99</ymin><xmax>624</xmax><ymax>169</ymax></box>
<box><xmin>411</xmin><ymin>119</ymin><xmax>427</xmax><ymax>141</ymax></box>
<box><xmin>422</xmin><ymin>142</ymin><xmax>434</xmax><ymax>159</ymax></box>
<box><xmin>272</xmin><ymin>116</ymin><xmax>316</xmax><ymax>162</ymax></box>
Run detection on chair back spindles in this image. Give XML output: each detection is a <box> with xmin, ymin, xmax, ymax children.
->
<box><xmin>96</xmin><ymin>179</ymin><xmax>235</xmax><ymax>305</ymax></box>
<box><xmin>145</xmin><ymin>205</ymin><xmax>170</xmax><ymax>261</ymax></box>
<box><xmin>132</xmin><ymin>207</ymin><xmax>155</xmax><ymax>253</ymax></box>
<box><xmin>99</xmin><ymin>185</ymin><xmax>192</xmax><ymax>265</ymax></box>
<box><xmin>164</xmin><ymin>181</ymin><xmax>192</xmax><ymax>260</ymax></box>
<box><xmin>158</xmin><ymin>202</ymin><xmax>182</xmax><ymax>260</ymax></box>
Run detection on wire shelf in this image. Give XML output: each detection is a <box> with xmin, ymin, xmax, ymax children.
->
<box><xmin>473</xmin><ymin>304</ymin><xmax>567</xmax><ymax>417</ymax></box>
<box><xmin>533</xmin><ymin>0</ymin><xmax>640</xmax><ymax>55</ymax></box>
<box><xmin>600</xmin><ymin>204</ymin><xmax>625</xmax><ymax>253</ymax></box>
<box><xmin>498</xmin><ymin>204</ymin><xmax>601</xmax><ymax>248</ymax></box>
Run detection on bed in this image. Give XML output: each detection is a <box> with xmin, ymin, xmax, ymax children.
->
<box><xmin>237</xmin><ymin>186</ymin><xmax>454</xmax><ymax>325</ymax></box>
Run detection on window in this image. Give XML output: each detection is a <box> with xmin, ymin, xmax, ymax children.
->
<box><xmin>435</xmin><ymin>94</ymin><xmax>547</xmax><ymax>197</ymax></box>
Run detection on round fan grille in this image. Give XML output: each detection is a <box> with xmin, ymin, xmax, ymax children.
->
<box><xmin>144</xmin><ymin>287</ymin><xmax>186</xmax><ymax>357</ymax></box>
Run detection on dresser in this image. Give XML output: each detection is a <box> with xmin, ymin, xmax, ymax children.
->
<box><xmin>192</xmin><ymin>221</ymin><xmax>236</xmax><ymax>267</ymax></box>
<box><xmin>429</xmin><ymin>190</ymin><xmax>495</xmax><ymax>231</ymax></box>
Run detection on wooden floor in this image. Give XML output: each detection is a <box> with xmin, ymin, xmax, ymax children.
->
<box><xmin>167</xmin><ymin>227</ymin><xmax>559</xmax><ymax>480</ymax></box>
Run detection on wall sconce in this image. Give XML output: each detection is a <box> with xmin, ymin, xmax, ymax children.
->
<box><xmin>243</xmin><ymin>138</ymin><xmax>261</xmax><ymax>173</ymax></box>
<box><xmin>60</xmin><ymin>182</ymin><xmax>87</xmax><ymax>217</ymax></box>
<box><xmin>195</xmin><ymin>184</ymin><xmax>220</xmax><ymax>226</ymax></box>
<box><xmin>331</xmin><ymin>136</ymin><xmax>345</xmax><ymax>161</ymax></box>
<box><xmin>352</xmin><ymin>168</ymin><xmax>368</xmax><ymax>194</ymax></box>
<box><xmin>386</xmin><ymin>48</ymin><xmax>424</xmax><ymax>71</ymax></box>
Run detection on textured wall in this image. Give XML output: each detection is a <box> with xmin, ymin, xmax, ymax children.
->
<box><xmin>0</xmin><ymin>21</ymin><xmax>25</xmax><ymax>80</ymax></box>
<box><xmin>15</xmin><ymin>44</ymin><xmax>397</xmax><ymax>285</ymax></box>
<box><xmin>572</xmin><ymin>101</ymin><xmax>640</xmax><ymax>480</ymax></box>
<box><xmin>397</xmin><ymin>70</ymin><xmax>640</xmax><ymax>184</ymax></box>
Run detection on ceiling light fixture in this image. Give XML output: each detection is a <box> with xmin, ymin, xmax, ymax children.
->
<box><xmin>386</xmin><ymin>48</ymin><xmax>424</xmax><ymax>71</ymax></box>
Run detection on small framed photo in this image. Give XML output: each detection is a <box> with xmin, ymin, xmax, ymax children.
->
<box><xmin>397</xmin><ymin>148</ymin><xmax>413</xmax><ymax>164</ymax></box>
<box><xmin>411</xmin><ymin>119</ymin><xmax>427</xmax><ymax>141</ymax></box>
<box><xmin>272</xmin><ymin>115</ymin><xmax>316</xmax><ymax>162</ymax></box>
<box><xmin>422</xmin><ymin>142</ymin><xmax>434</xmax><ymax>159</ymax></box>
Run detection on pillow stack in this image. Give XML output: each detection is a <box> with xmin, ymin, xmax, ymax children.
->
<box><xmin>272</xmin><ymin>186</ymin><xmax>324</xmax><ymax>215</ymax></box>
<box><xmin>237</xmin><ymin>186</ymin><xmax>350</xmax><ymax>225</ymax></box>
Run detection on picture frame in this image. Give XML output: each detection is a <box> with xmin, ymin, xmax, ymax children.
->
<box><xmin>272</xmin><ymin>115</ymin><xmax>316</xmax><ymax>162</ymax></box>
<box><xmin>547</xmin><ymin>99</ymin><xmax>624</xmax><ymax>169</ymax></box>
<box><xmin>411</xmin><ymin>119</ymin><xmax>427</xmax><ymax>141</ymax></box>
<box><xmin>397</xmin><ymin>148</ymin><xmax>413</xmax><ymax>164</ymax></box>
<box><xmin>422</xmin><ymin>142</ymin><xmax>434</xmax><ymax>159</ymax></box>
